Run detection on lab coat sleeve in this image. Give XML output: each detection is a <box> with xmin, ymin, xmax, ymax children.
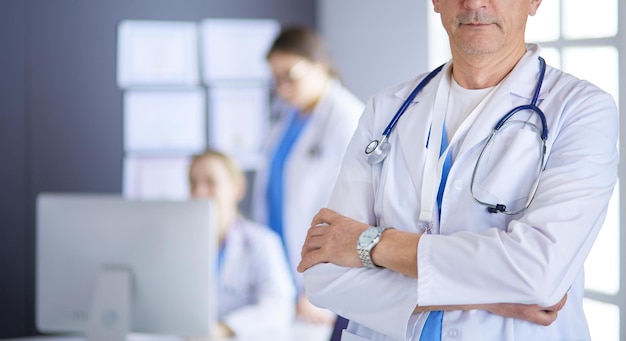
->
<box><xmin>303</xmin><ymin>95</ymin><xmax>421</xmax><ymax>341</ymax></box>
<box><xmin>418</xmin><ymin>84</ymin><xmax>619</xmax><ymax>307</ymax></box>
<box><xmin>223</xmin><ymin>226</ymin><xmax>296</xmax><ymax>338</ymax></box>
<box><xmin>280</xmin><ymin>82</ymin><xmax>364</xmax><ymax>292</ymax></box>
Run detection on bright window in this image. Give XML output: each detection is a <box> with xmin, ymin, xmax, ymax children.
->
<box><xmin>562</xmin><ymin>0</ymin><xmax>617</xmax><ymax>39</ymax></box>
<box><xmin>530</xmin><ymin>2</ymin><xmax>621</xmax><ymax>340</ymax></box>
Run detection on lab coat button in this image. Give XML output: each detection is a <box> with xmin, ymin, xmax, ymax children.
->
<box><xmin>447</xmin><ymin>328</ymin><xmax>460</xmax><ymax>338</ymax></box>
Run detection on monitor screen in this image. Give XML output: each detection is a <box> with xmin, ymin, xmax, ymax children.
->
<box><xmin>36</xmin><ymin>193</ymin><xmax>217</xmax><ymax>337</ymax></box>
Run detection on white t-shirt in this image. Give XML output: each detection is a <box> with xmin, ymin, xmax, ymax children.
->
<box><xmin>445</xmin><ymin>76</ymin><xmax>494</xmax><ymax>159</ymax></box>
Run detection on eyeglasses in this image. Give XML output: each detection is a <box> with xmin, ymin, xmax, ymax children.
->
<box><xmin>272</xmin><ymin>60</ymin><xmax>312</xmax><ymax>87</ymax></box>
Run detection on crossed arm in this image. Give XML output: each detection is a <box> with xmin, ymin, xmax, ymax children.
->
<box><xmin>297</xmin><ymin>208</ymin><xmax>566</xmax><ymax>326</ymax></box>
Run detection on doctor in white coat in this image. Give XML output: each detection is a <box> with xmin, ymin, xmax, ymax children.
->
<box><xmin>189</xmin><ymin>150</ymin><xmax>295</xmax><ymax>339</ymax></box>
<box><xmin>252</xmin><ymin>26</ymin><xmax>364</xmax><ymax>324</ymax></box>
<box><xmin>298</xmin><ymin>0</ymin><xmax>618</xmax><ymax>340</ymax></box>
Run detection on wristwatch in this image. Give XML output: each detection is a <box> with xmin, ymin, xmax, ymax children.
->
<box><xmin>357</xmin><ymin>226</ymin><xmax>393</xmax><ymax>268</ymax></box>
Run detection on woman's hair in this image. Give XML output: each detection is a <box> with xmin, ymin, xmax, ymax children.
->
<box><xmin>189</xmin><ymin>149</ymin><xmax>247</xmax><ymax>190</ymax></box>
<box><xmin>266</xmin><ymin>25</ymin><xmax>338</xmax><ymax>78</ymax></box>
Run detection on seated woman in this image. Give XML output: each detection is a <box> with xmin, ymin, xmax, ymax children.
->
<box><xmin>188</xmin><ymin>149</ymin><xmax>295</xmax><ymax>339</ymax></box>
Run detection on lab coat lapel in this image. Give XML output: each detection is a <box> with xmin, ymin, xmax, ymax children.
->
<box><xmin>456</xmin><ymin>50</ymin><xmax>547</xmax><ymax>157</ymax></box>
<box><xmin>291</xmin><ymin>80</ymin><xmax>337</xmax><ymax>157</ymax></box>
<box><xmin>396</xmin><ymin>64</ymin><xmax>450</xmax><ymax>196</ymax></box>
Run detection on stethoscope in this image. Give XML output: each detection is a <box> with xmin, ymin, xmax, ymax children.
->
<box><xmin>364</xmin><ymin>63</ymin><xmax>445</xmax><ymax>165</ymax></box>
<box><xmin>365</xmin><ymin>57</ymin><xmax>548</xmax><ymax>215</ymax></box>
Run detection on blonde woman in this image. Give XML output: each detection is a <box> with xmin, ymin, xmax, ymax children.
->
<box><xmin>189</xmin><ymin>150</ymin><xmax>295</xmax><ymax>339</ymax></box>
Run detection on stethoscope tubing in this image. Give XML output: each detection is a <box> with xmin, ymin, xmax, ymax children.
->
<box><xmin>470</xmin><ymin>56</ymin><xmax>548</xmax><ymax>214</ymax></box>
<box><xmin>470</xmin><ymin>126</ymin><xmax>546</xmax><ymax>215</ymax></box>
<box><xmin>381</xmin><ymin>64</ymin><xmax>446</xmax><ymax>137</ymax></box>
<box><xmin>493</xmin><ymin>56</ymin><xmax>548</xmax><ymax>141</ymax></box>
<box><xmin>366</xmin><ymin>56</ymin><xmax>549</xmax><ymax>215</ymax></box>
<box><xmin>493</xmin><ymin>104</ymin><xmax>548</xmax><ymax>140</ymax></box>
<box><xmin>364</xmin><ymin>64</ymin><xmax>444</xmax><ymax>161</ymax></box>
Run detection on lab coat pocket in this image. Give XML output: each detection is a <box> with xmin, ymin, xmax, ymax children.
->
<box><xmin>472</xmin><ymin>125</ymin><xmax>543</xmax><ymax>211</ymax></box>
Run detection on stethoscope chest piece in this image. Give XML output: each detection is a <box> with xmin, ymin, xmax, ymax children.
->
<box><xmin>365</xmin><ymin>136</ymin><xmax>391</xmax><ymax>165</ymax></box>
<box><xmin>363</xmin><ymin>63</ymin><xmax>445</xmax><ymax>166</ymax></box>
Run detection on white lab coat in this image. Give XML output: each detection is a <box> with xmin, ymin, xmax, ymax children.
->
<box><xmin>303</xmin><ymin>44</ymin><xmax>618</xmax><ymax>340</ymax></box>
<box><xmin>218</xmin><ymin>217</ymin><xmax>296</xmax><ymax>338</ymax></box>
<box><xmin>252</xmin><ymin>79</ymin><xmax>364</xmax><ymax>285</ymax></box>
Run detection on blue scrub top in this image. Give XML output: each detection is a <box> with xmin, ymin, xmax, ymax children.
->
<box><xmin>266</xmin><ymin>110</ymin><xmax>311</xmax><ymax>264</ymax></box>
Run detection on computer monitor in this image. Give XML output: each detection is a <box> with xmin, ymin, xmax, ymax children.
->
<box><xmin>36</xmin><ymin>193</ymin><xmax>217</xmax><ymax>339</ymax></box>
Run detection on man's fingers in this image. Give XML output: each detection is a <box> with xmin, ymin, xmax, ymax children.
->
<box><xmin>297</xmin><ymin>249</ymin><xmax>327</xmax><ymax>273</ymax></box>
<box><xmin>310</xmin><ymin>208</ymin><xmax>337</xmax><ymax>227</ymax></box>
<box><xmin>302</xmin><ymin>234</ymin><xmax>325</xmax><ymax>255</ymax></box>
<box><xmin>542</xmin><ymin>293</ymin><xmax>568</xmax><ymax>312</ymax></box>
<box><xmin>534</xmin><ymin>310</ymin><xmax>558</xmax><ymax>326</ymax></box>
<box><xmin>518</xmin><ymin>306</ymin><xmax>557</xmax><ymax>326</ymax></box>
<box><xmin>552</xmin><ymin>293</ymin><xmax>567</xmax><ymax>311</ymax></box>
<box><xmin>299</xmin><ymin>229</ymin><xmax>329</xmax><ymax>273</ymax></box>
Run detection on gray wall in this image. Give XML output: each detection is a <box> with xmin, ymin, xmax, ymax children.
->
<box><xmin>0</xmin><ymin>0</ymin><xmax>432</xmax><ymax>337</ymax></box>
<box><xmin>0</xmin><ymin>1</ymin><xmax>28</xmax><ymax>336</ymax></box>
<box><xmin>317</xmin><ymin>0</ymin><xmax>429</xmax><ymax>102</ymax></box>
<box><xmin>0</xmin><ymin>0</ymin><xmax>315</xmax><ymax>337</ymax></box>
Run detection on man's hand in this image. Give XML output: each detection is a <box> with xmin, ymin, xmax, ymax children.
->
<box><xmin>413</xmin><ymin>294</ymin><xmax>567</xmax><ymax>326</ymax></box>
<box><xmin>299</xmin><ymin>209</ymin><xmax>567</xmax><ymax>328</ymax></box>
<box><xmin>479</xmin><ymin>294</ymin><xmax>568</xmax><ymax>326</ymax></box>
<box><xmin>296</xmin><ymin>294</ymin><xmax>336</xmax><ymax>325</ymax></box>
<box><xmin>297</xmin><ymin>208</ymin><xmax>369</xmax><ymax>272</ymax></box>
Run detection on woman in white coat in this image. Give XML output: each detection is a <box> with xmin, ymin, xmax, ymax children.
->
<box><xmin>189</xmin><ymin>150</ymin><xmax>295</xmax><ymax>339</ymax></box>
<box><xmin>297</xmin><ymin>0</ymin><xmax>618</xmax><ymax>339</ymax></box>
<box><xmin>252</xmin><ymin>26</ymin><xmax>364</xmax><ymax>325</ymax></box>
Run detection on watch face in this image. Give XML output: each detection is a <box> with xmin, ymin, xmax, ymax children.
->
<box><xmin>358</xmin><ymin>228</ymin><xmax>379</xmax><ymax>247</ymax></box>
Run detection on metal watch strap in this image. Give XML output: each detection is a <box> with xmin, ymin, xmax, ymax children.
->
<box><xmin>358</xmin><ymin>247</ymin><xmax>377</xmax><ymax>268</ymax></box>
<box><xmin>358</xmin><ymin>226</ymin><xmax>392</xmax><ymax>269</ymax></box>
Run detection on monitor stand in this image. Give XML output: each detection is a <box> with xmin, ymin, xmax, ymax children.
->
<box><xmin>87</xmin><ymin>267</ymin><xmax>131</xmax><ymax>341</ymax></box>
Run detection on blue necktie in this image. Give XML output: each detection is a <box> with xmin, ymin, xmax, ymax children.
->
<box><xmin>420</xmin><ymin>123</ymin><xmax>451</xmax><ymax>340</ymax></box>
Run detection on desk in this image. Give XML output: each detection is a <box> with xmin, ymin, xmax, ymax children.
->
<box><xmin>1</xmin><ymin>322</ymin><xmax>332</xmax><ymax>341</ymax></box>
